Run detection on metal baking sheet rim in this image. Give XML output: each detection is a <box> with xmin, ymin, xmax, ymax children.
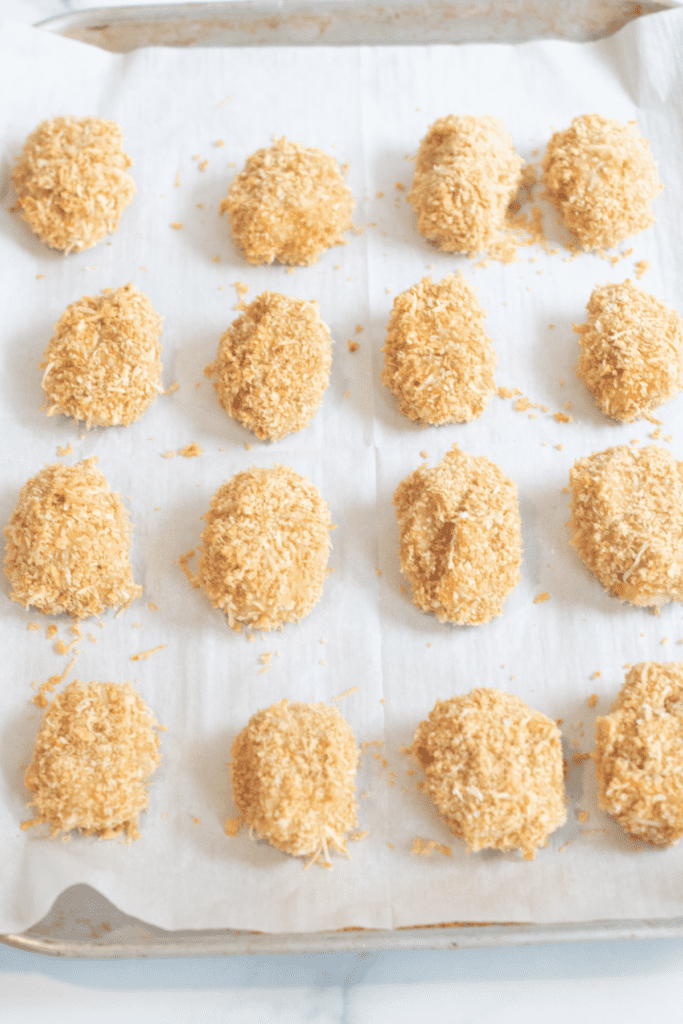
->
<box><xmin>4</xmin><ymin>918</ymin><xmax>683</xmax><ymax>958</ymax></box>
<box><xmin>5</xmin><ymin>0</ymin><xmax>681</xmax><ymax>960</ymax></box>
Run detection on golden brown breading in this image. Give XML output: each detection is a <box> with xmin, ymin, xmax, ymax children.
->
<box><xmin>407</xmin><ymin>115</ymin><xmax>523</xmax><ymax>253</ymax></box>
<box><xmin>542</xmin><ymin>114</ymin><xmax>662</xmax><ymax>251</ymax></box>
<box><xmin>22</xmin><ymin>680</ymin><xmax>162</xmax><ymax>841</ymax></box>
<box><xmin>196</xmin><ymin>465</ymin><xmax>332</xmax><ymax>631</ymax></box>
<box><xmin>593</xmin><ymin>662</ymin><xmax>683</xmax><ymax>845</ymax></box>
<box><xmin>220</xmin><ymin>137</ymin><xmax>355</xmax><ymax>265</ymax></box>
<box><xmin>393</xmin><ymin>445</ymin><xmax>522</xmax><ymax>625</ymax></box>
<box><xmin>381</xmin><ymin>273</ymin><xmax>496</xmax><ymax>424</ymax></box>
<box><xmin>574</xmin><ymin>280</ymin><xmax>683</xmax><ymax>422</ymax></box>
<box><xmin>410</xmin><ymin>689</ymin><xmax>566</xmax><ymax>860</ymax></box>
<box><xmin>12</xmin><ymin>116</ymin><xmax>135</xmax><ymax>253</ymax></box>
<box><xmin>568</xmin><ymin>444</ymin><xmax>683</xmax><ymax>607</ymax></box>
<box><xmin>41</xmin><ymin>283</ymin><xmax>163</xmax><ymax>428</ymax></box>
<box><xmin>4</xmin><ymin>458</ymin><xmax>142</xmax><ymax>619</ymax></box>
<box><xmin>205</xmin><ymin>292</ymin><xmax>332</xmax><ymax>440</ymax></box>
<box><xmin>231</xmin><ymin>699</ymin><xmax>358</xmax><ymax>862</ymax></box>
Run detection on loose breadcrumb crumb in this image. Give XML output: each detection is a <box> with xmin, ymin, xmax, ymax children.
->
<box><xmin>4</xmin><ymin>458</ymin><xmax>142</xmax><ymax>619</ymax></box>
<box><xmin>348</xmin><ymin>340</ymin><xmax>359</xmax><ymax>353</ymax></box>
<box><xmin>569</xmin><ymin>444</ymin><xmax>683</xmax><ymax>606</ymax></box>
<box><xmin>196</xmin><ymin>465</ymin><xmax>332</xmax><ymax>631</ymax></box>
<box><xmin>574</xmin><ymin>280</ymin><xmax>683</xmax><ymax>422</ymax></box>
<box><xmin>381</xmin><ymin>273</ymin><xmax>496</xmax><ymax>425</ymax></box>
<box><xmin>206</xmin><ymin>292</ymin><xmax>332</xmax><ymax>441</ymax></box>
<box><xmin>57</xmin><ymin>443</ymin><xmax>73</xmax><ymax>457</ymax></box>
<box><xmin>636</xmin><ymin>259</ymin><xmax>651</xmax><ymax>280</ymax></box>
<box><xmin>332</xmin><ymin>687</ymin><xmax>359</xmax><ymax>701</ymax></box>
<box><xmin>162</xmin><ymin>451</ymin><xmax>176</xmax><ymax>459</ymax></box>
<box><xmin>408</xmin><ymin>115</ymin><xmax>522</xmax><ymax>254</ymax></box>
<box><xmin>12</xmin><ymin>116</ymin><xmax>135</xmax><ymax>253</ymax></box>
<box><xmin>179</xmin><ymin>443</ymin><xmax>202</xmax><ymax>458</ymax></box>
<box><xmin>231</xmin><ymin>699</ymin><xmax>358</xmax><ymax>861</ymax></box>
<box><xmin>130</xmin><ymin>644</ymin><xmax>167</xmax><ymax>662</ymax></box>
<box><xmin>588</xmin><ymin>694</ymin><xmax>598</xmax><ymax>707</ymax></box>
<box><xmin>22</xmin><ymin>680</ymin><xmax>161</xmax><ymax>841</ymax></box>
<box><xmin>593</xmin><ymin>661</ymin><xmax>683</xmax><ymax>844</ymax></box>
<box><xmin>411</xmin><ymin>837</ymin><xmax>451</xmax><ymax>857</ymax></box>
<box><xmin>171</xmin><ymin>222</ymin><xmax>183</xmax><ymax>230</ymax></box>
<box><xmin>221</xmin><ymin>136</ymin><xmax>355</xmax><ymax>266</ymax></box>
<box><xmin>542</xmin><ymin>115</ymin><xmax>662</xmax><ymax>251</ymax></box>
<box><xmin>534</xmin><ymin>592</ymin><xmax>550</xmax><ymax>604</ymax></box>
<box><xmin>410</xmin><ymin>689</ymin><xmax>566</xmax><ymax>860</ymax></box>
<box><xmin>394</xmin><ymin>444</ymin><xmax>521</xmax><ymax>625</ymax></box>
<box><xmin>224</xmin><ymin>817</ymin><xmax>242</xmax><ymax>836</ymax></box>
<box><xmin>41</xmin><ymin>284</ymin><xmax>163</xmax><ymax>428</ymax></box>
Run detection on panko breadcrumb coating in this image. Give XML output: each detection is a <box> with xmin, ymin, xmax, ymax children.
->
<box><xmin>220</xmin><ymin>136</ymin><xmax>355</xmax><ymax>266</ymax></box>
<box><xmin>410</xmin><ymin>689</ymin><xmax>566</xmax><ymax>860</ymax></box>
<box><xmin>542</xmin><ymin>114</ymin><xmax>662</xmax><ymax>251</ymax></box>
<box><xmin>205</xmin><ymin>292</ymin><xmax>332</xmax><ymax>440</ymax></box>
<box><xmin>394</xmin><ymin>445</ymin><xmax>521</xmax><ymax>625</ymax></box>
<box><xmin>4</xmin><ymin>458</ymin><xmax>142</xmax><ymax>619</ymax></box>
<box><xmin>381</xmin><ymin>273</ymin><xmax>497</xmax><ymax>424</ymax></box>
<box><xmin>231</xmin><ymin>699</ymin><xmax>358</xmax><ymax>862</ymax></box>
<box><xmin>22</xmin><ymin>680</ymin><xmax>162</xmax><ymax>841</ymax></box>
<box><xmin>574</xmin><ymin>280</ymin><xmax>683</xmax><ymax>422</ymax></box>
<box><xmin>569</xmin><ymin>444</ymin><xmax>683</xmax><ymax>606</ymax></box>
<box><xmin>40</xmin><ymin>283</ymin><xmax>163</xmax><ymax>428</ymax></box>
<box><xmin>196</xmin><ymin>465</ymin><xmax>332</xmax><ymax>631</ymax></box>
<box><xmin>593</xmin><ymin>662</ymin><xmax>683</xmax><ymax>845</ymax></box>
<box><xmin>407</xmin><ymin>115</ymin><xmax>523</xmax><ymax>253</ymax></box>
<box><xmin>12</xmin><ymin>116</ymin><xmax>135</xmax><ymax>254</ymax></box>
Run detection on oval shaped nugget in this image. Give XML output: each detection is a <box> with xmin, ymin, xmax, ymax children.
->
<box><xmin>12</xmin><ymin>116</ymin><xmax>135</xmax><ymax>254</ymax></box>
<box><xmin>220</xmin><ymin>136</ymin><xmax>355</xmax><ymax>266</ymax></box>
<box><xmin>574</xmin><ymin>280</ymin><xmax>683</xmax><ymax>423</ymax></box>
<box><xmin>410</xmin><ymin>689</ymin><xmax>566</xmax><ymax>860</ymax></box>
<box><xmin>196</xmin><ymin>465</ymin><xmax>333</xmax><ymax>631</ymax></box>
<box><xmin>407</xmin><ymin>115</ymin><xmax>522</xmax><ymax>254</ymax></box>
<box><xmin>381</xmin><ymin>272</ymin><xmax>496</xmax><ymax>424</ymax></box>
<box><xmin>3</xmin><ymin>458</ymin><xmax>142</xmax><ymax>619</ymax></box>
<box><xmin>41</xmin><ymin>283</ymin><xmax>163</xmax><ymax>428</ymax></box>
<box><xmin>394</xmin><ymin>445</ymin><xmax>521</xmax><ymax>625</ymax></box>
<box><xmin>542</xmin><ymin>114</ymin><xmax>662</xmax><ymax>251</ymax></box>
<box><xmin>22</xmin><ymin>680</ymin><xmax>162</xmax><ymax>841</ymax></box>
<box><xmin>231</xmin><ymin>698</ymin><xmax>359</xmax><ymax>862</ymax></box>
<box><xmin>205</xmin><ymin>292</ymin><xmax>332</xmax><ymax>441</ymax></box>
<box><xmin>568</xmin><ymin>444</ymin><xmax>683</xmax><ymax>607</ymax></box>
<box><xmin>593</xmin><ymin>662</ymin><xmax>683</xmax><ymax>846</ymax></box>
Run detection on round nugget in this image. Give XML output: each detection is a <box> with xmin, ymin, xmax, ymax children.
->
<box><xmin>12</xmin><ymin>116</ymin><xmax>135</xmax><ymax>254</ymax></box>
<box><xmin>593</xmin><ymin>662</ymin><xmax>683</xmax><ymax>846</ymax></box>
<box><xmin>4</xmin><ymin>457</ymin><xmax>142</xmax><ymax>619</ymax></box>
<box><xmin>22</xmin><ymin>680</ymin><xmax>162</xmax><ymax>841</ymax></box>
<box><xmin>205</xmin><ymin>292</ymin><xmax>332</xmax><ymax>441</ymax></box>
<box><xmin>196</xmin><ymin>465</ymin><xmax>332</xmax><ymax>631</ymax></box>
<box><xmin>393</xmin><ymin>444</ymin><xmax>521</xmax><ymax>625</ymax></box>
<box><xmin>219</xmin><ymin>136</ymin><xmax>355</xmax><ymax>266</ymax></box>
<box><xmin>574</xmin><ymin>280</ymin><xmax>683</xmax><ymax>422</ymax></box>
<box><xmin>542</xmin><ymin>114</ymin><xmax>662</xmax><ymax>251</ymax></box>
<box><xmin>410</xmin><ymin>689</ymin><xmax>566</xmax><ymax>860</ymax></box>
<box><xmin>407</xmin><ymin>115</ymin><xmax>523</xmax><ymax>253</ymax></box>
<box><xmin>231</xmin><ymin>698</ymin><xmax>359</xmax><ymax>862</ymax></box>
<box><xmin>381</xmin><ymin>273</ymin><xmax>496</xmax><ymax>424</ymax></box>
<box><xmin>568</xmin><ymin>445</ymin><xmax>683</xmax><ymax>607</ymax></box>
<box><xmin>40</xmin><ymin>283</ymin><xmax>163</xmax><ymax>428</ymax></box>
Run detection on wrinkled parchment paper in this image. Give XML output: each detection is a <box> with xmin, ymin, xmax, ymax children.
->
<box><xmin>2</xmin><ymin>8</ymin><xmax>683</xmax><ymax>934</ymax></box>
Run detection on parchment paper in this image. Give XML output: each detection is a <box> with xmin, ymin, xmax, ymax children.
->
<box><xmin>2</xmin><ymin>7</ymin><xmax>683</xmax><ymax>935</ymax></box>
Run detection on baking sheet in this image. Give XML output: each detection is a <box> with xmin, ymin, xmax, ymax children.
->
<box><xmin>2</xmin><ymin>7</ymin><xmax>683</xmax><ymax>936</ymax></box>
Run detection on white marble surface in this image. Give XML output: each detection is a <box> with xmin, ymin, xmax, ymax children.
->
<box><xmin>3</xmin><ymin>1</ymin><xmax>683</xmax><ymax>1018</ymax></box>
